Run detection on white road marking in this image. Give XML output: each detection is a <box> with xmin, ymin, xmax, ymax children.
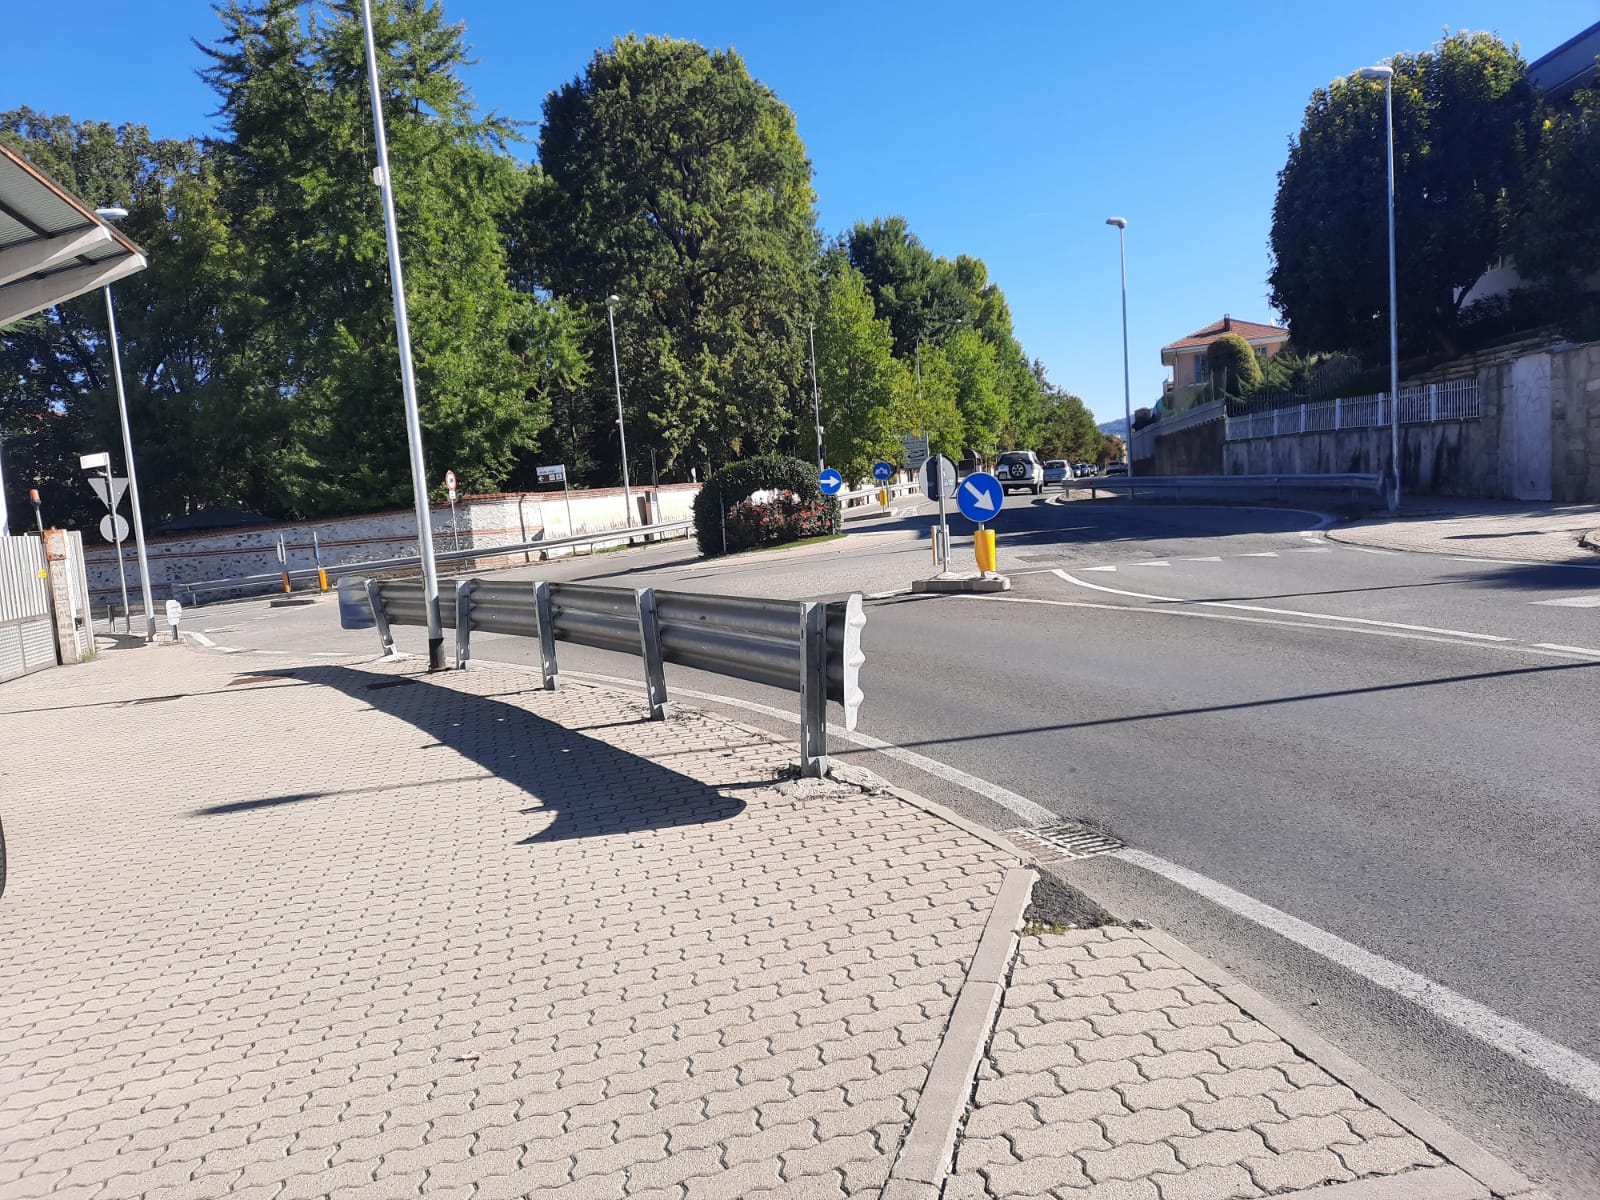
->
<box><xmin>1291</xmin><ymin>547</ymin><xmax>1333</xmax><ymax>553</ymax></box>
<box><xmin>1114</xmin><ymin>848</ymin><xmax>1600</xmax><ymax>1106</ymax></box>
<box><xmin>1534</xmin><ymin>643</ymin><xmax>1600</xmax><ymax>657</ymax></box>
<box><xmin>1239</xmin><ymin>552</ymin><xmax>1279</xmax><ymax>558</ymax></box>
<box><xmin>1052</xmin><ymin>570</ymin><xmax>1513</xmax><ymax>642</ymax></box>
<box><xmin>511</xmin><ymin>658</ymin><xmax>1600</xmax><ymax>1105</ymax></box>
<box><xmin>1182</xmin><ymin>556</ymin><xmax>1223</xmax><ymax>562</ymax></box>
<box><xmin>1133</xmin><ymin>560</ymin><xmax>1171</xmax><ymax>567</ymax></box>
<box><xmin>186</xmin><ymin>632</ymin><xmax>217</xmax><ymax>648</ymax></box>
<box><xmin>1533</xmin><ymin>594</ymin><xmax>1600</xmax><ymax>607</ymax></box>
<box><xmin>1080</xmin><ymin>565</ymin><xmax>1118</xmax><ymax>572</ymax></box>
<box><xmin>1342</xmin><ymin>545</ymin><xmax>1399</xmax><ymax>555</ymax></box>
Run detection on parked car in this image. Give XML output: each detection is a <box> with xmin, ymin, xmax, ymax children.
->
<box><xmin>1043</xmin><ymin>459</ymin><xmax>1070</xmax><ymax>484</ymax></box>
<box><xmin>1103</xmin><ymin>461</ymin><xmax>1129</xmax><ymax>476</ymax></box>
<box><xmin>996</xmin><ymin>450</ymin><xmax>1045</xmax><ymax>494</ymax></box>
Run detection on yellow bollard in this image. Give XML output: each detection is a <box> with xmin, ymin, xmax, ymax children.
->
<box><xmin>318</xmin><ymin>568</ymin><xmax>330</xmax><ymax>593</ymax></box>
<box><xmin>974</xmin><ymin>528</ymin><xmax>996</xmax><ymax>573</ymax></box>
<box><xmin>877</xmin><ymin>488</ymin><xmax>888</xmax><ymax>510</ymax></box>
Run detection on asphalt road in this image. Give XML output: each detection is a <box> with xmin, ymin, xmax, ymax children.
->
<box><xmin>177</xmin><ymin>494</ymin><xmax>1600</xmax><ymax>1197</ymax></box>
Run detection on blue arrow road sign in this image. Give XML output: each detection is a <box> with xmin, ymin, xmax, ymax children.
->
<box><xmin>872</xmin><ymin>461</ymin><xmax>894</xmax><ymax>482</ymax></box>
<box><xmin>956</xmin><ymin>472</ymin><xmax>1004</xmax><ymax>522</ymax></box>
<box><xmin>818</xmin><ymin>468</ymin><xmax>844</xmax><ymax>495</ymax></box>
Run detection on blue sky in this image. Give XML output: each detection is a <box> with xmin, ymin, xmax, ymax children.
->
<box><xmin>5</xmin><ymin>2</ymin><xmax>1593</xmax><ymax>422</ymax></box>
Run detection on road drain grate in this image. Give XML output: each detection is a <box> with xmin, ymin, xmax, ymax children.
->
<box><xmin>1005</xmin><ymin>822</ymin><xmax>1124</xmax><ymax>861</ymax></box>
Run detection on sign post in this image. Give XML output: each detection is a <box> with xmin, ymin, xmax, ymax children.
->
<box><xmin>818</xmin><ymin>468</ymin><xmax>844</xmax><ymax>534</ymax></box>
<box><xmin>81</xmin><ymin>452</ymin><xmax>130</xmax><ymax>632</ymax></box>
<box><xmin>538</xmin><ymin>464</ymin><xmax>574</xmax><ymax>540</ymax></box>
<box><xmin>956</xmin><ymin>471</ymin><xmax>1004</xmax><ymax>574</ymax></box>
<box><xmin>872</xmin><ymin>461</ymin><xmax>894</xmax><ymax>513</ymax></box>
<box><xmin>444</xmin><ymin>470</ymin><xmax>460</xmax><ymax>553</ymax></box>
<box><xmin>916</xmin><ymin>454</ymin><xmax>957</xmax><ymax>572</ymax></box>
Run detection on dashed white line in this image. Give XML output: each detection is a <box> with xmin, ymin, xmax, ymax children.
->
<box><xmin>1132</xmin><ymin>560</ymin><xmax>1171</xmax><ymax>567</ymax></box>
<box><xmin>1533</xmin><ymin>594</ymin><xmax>1600</xmax><ymax>608</ymax></box>
<box><xmin>1183</xmin><ymin>556</ymin><xmax>1223</xmax><ymax>563</ymax></box>
<box><xmin>1533</xmin><ymin>643</ymin><xmax>1600</xmax><ymax>658</ymax></box>
<box><xmin>1239</xmin><ymin>552</ymin><xmax>1279</xmax><ymax>558</ymax></box>
<box><xmin>1115</xmin><ymin>848</ymin><xmax>1600</xmax><ymax>1106</ymax></box>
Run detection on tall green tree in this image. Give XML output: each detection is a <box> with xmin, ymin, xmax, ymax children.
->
<box><xmin>943</xmin><ymin>328</ymin><xmax>1006</xmax><ymax>455</ymax></box>
<box><xmin>847</xmin><ymin>217</ymin><xmax>973</xmax><ymax>356</ymax></box>
<box><xmin>0</xmin><ymin>109</ymin><xmax>261</xmax><ymax>530</ymax></box>
<box><xmin>518</xmin><ymin>34</ymin><xmax>820</xmax><ymax>482</ymax></box>
<box><xmin>1269</xmin><ymin>32</ymin><xmax>1536</xmax><ymax>357</ymax></box>
<box><xmin>906</xmin><ymin>344</ymin><xmax>963</xmax><ymax>457</ymax></box>
<box><xmin>1510</xmin><ymin>81</ymin><xmax>1600</xmax><ymax>294</ymax></box>
<box><xmin>814</xmin><ymin>253</ymin><xmax>910</xmax><ymax>483</ymax></box>
<box><xmin>200</xmin><ymin>0</ymin><xmax>550</xmax><ymax>516</ymax></box>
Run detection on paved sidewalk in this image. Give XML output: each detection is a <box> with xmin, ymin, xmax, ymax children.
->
<box><xmin>1329</xmin><ymin>500</ymin><xmax>1600</xmax><ymax>563</ymax></box>
<box><xmin>0</xmin><ymin>645</ymin><xmax>1541</xmax><ymax>1199</ymax></box>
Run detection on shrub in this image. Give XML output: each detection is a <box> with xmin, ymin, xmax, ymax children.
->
<box><xmin>1207</xmin><ymin>333</ymin><xmax>1263</xmax><ymax>396</ymax></box>
<box><xmin>693</xmin><ymin>454</ymin><xmax>841</xmax><ymax>557</ymax></box>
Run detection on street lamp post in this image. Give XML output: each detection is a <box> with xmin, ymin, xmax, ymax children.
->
<box><xmin>808</xmin><ymin>320</ymin><xmax>824</xmax><ymax>471</ymax></box>
<box><xmin>1105</xmin><ymin>217</ymin><xmax>1134</xmax><ymax>477</ymax></box>
<box><xmin>359</xmin><ymin>0</ymin><xmax>444</xmax><ymax>669</ymax></box>
<box><xmin>605</xmin><ymin>294</ymin><xmax>635</xmax><ymax>528</ymax></box>
<box><xmin>93</xmin><ymin>206</ymin><xmax>157</xmax><ymax>642</ymax></box>
<box><xmin>1359</xmin><ymin>64</ymin><xmax>1401</xmax><ymax>511</ymax></box>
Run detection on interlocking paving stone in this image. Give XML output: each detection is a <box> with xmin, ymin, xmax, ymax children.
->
<box><xmin>0</xmin><ymin>649</ymin><xmax>1010</xmax><ymax>1200</ymax></box>
<box><xmin>942</xmin><ymin>930</ymin><xmax>1453</xmax><ymax>1200</ymax></box>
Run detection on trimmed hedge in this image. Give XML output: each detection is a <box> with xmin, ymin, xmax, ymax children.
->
<box><xmin>693</xmin><ymin>454</ymin><xmax>841</xmax><ymax>557</ymax></box>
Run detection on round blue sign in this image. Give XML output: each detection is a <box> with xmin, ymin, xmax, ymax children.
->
<box><xmin>818</xmin><ymin>468</ymin><xmax>844</xmax><ymax>496</ymax></box>
<box><xmin>955</xmin><ymin>472</ymin><xmax>1004</xmax><ymax>522</ymax></box>
<box><xmin>872</xmin><ymin>461</ymin><xmax>894</xmax><ymax>482</ymax></box>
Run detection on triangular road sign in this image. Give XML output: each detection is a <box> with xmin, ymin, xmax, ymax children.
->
<box><xmin>88</xmin><ymin>476</ymin><xmax>129</xmax><ymax>511</ymax></box>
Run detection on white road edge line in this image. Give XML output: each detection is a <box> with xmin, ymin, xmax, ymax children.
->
<box><xmin>505</xmin><ymin>658</ymin><xmax>1600</xmax><ymax>1104</ymax></box>
<box><xmin>1052</xmin><ymin>569</ymin><xmax>1512</xmax><ymax>642</ymax></box>
<box><xmin>546</xmin><ymin>667</ymin><xmax>1058</xmax><ymax>825</ymax></box>
<box><xmin>1114</xmin><ymin>847</ymin><xmax>1600</xmax><ymax>1106</ymax></box>
<box><xmin>1534</xmin><ymin>643</ymin><xmax>1600</xmax><ymax>658</ymax></box>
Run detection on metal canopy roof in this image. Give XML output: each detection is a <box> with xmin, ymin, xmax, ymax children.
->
<box><xmin>0</xmin><ymin>141</ymin><xmax>148</xmax><ymax>328</ymax></box>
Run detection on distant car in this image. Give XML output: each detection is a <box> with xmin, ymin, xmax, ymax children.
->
<box><xmin>1072</xmin><ymin>462</ymin><xmax>1097</xmax><ymax>478</ymax></box>
<box><xmin>1103</xmin><ymin>462</ymin><xmax>1129</xmax><ymax>476</ymax></box>
<box><xmin>1043</xmin><ymin>459</ymin><xmax>1070</xmax><ymax>484</ymax></box>
<box><xmin>996</xmin><ymin>450</ymin><xmax>1045</xmax><ymax>494</ymax></box>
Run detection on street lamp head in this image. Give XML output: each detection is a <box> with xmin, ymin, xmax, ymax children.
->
<box><xmin>606</xmin><ymin>293</ymin><xmax>621</xmax><ymax>307</ymax></box>
<box><xmin>1105</xmin><ymin>217</ymin><xmax>1127</xmax><ymax>229</ymax></box>
<box><xmin>1357</xmin><ymin>65</ymin><xmax>1393</xmax><ymax>81</ymax></box>
<box><xmin>94</xmin><ymin>206</ymin><xmax>129</xmax><ymax>221</ymax></box>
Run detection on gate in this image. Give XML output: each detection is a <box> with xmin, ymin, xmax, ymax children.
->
<box><xmin>0</xmin><ymin>536</ymin><xmax>55</xmax><ymax>682</ymax></box>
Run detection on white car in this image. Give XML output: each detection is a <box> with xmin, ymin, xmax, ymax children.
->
<box><xmin>996</xmin><ymin>450</ymin><xmax>1045</xmax><ymax>494</ymax></box>
<box><xmin>1043</xmin><ymin>460</ymin><xmax>1070</xmax><ymax>485</ymax></box>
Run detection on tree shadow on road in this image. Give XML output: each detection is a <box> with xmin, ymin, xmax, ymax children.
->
<box><xmin>204</xmin><ymin>664</ymin><xmax>748</xmax><ymax>842</ymax></box>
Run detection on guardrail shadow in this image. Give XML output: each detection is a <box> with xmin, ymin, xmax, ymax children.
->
<box><xmin>206</xmin><ymin>664</ymin><xmax>747</xmax><ymax>843</ymax></box>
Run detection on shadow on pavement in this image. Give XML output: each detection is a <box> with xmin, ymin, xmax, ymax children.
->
<box><xmin>218</xmin><ymin>664</ymin><xmax>748</xmax><ymax>842</ymax></box>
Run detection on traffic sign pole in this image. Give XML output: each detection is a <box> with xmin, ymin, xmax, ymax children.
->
<box><xmin>105</xmin><ymin>463</ymin><xmax>130</xmax><ymax>633</ymax></box>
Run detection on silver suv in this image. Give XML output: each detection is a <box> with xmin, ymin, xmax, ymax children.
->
<box><xmin>996</xmin><ymin>450</ymin><xmax>1044</xmax><ymax>495</ymax></box>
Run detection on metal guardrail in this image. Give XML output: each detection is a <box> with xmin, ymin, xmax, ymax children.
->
<box><xmin>179</xmin><ymin>518</ymin><xmax>695</xmax><ymax>605</ymax></box>
<box><xmin>1063</xmin><ymin>473</ymin><xmax>1386</xmax><ymax>506</ymax></box>
<box><xmin>361</xmin><ymin>577</ymin><xmax>866</xmax><ymax>778</ymax></box>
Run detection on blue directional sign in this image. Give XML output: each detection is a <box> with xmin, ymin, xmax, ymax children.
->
<box><xmin>956</xmin><ymin>472</ymin><xmax>1004</xmax><ymax>522</ymax></box>
<box><xmin>872</xmin><ymin>461</ymin><xmax>894</xmax><ymax>482</ymax></box>
<box><xmin>818</xmin><ymin>468</ymin><xmax>844</xmax><ymax>495</ymax></box>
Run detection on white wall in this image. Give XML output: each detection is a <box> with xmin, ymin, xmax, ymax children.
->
<box><xmin>82</xmin><ymin>484</ymin><xmax>701</xmax><ymax>606</ymax></box>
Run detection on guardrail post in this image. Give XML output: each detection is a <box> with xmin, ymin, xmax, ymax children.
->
<box><xmin>365</xmin><ymin>579</ymin><xmax>394</xmax><ymax>657</ymax></box>
<box><xmin>635</xmin><ymin>587</ymin><xmax>670</xmax><ymax>720</ymax></box>
<box><xmin>533</xmin><ymin>581</ymin><xmax>559</xmax><ymax>689</ymax></box>
<box><xmin>799</xmin><ymin>601</ymin><xmax>828</xmax><ymax>777</ymax></box>
<box><xmin>454</xmin><ymin>580</ymin><xmax>472</xmax><ymax>670</ymax></box>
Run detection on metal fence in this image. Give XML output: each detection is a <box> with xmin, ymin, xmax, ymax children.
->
<box><xmin>1064</xmin><ymin>473</ymin><xmax>1386</xmax><ymax>507</ymax></box>
<box><xmin>1226</xmin><ymin>378</ymin><xmax>1479</xmax><ymax>441</ymax></box>
<box><xmin>359</xmin><ymin>577</ymin><xmax>866</xmax><ymax>778</ymax></box>
<box><xmin>0</xmin><ymin>535</ymin><xmax>54</xmax><ymax>682</ymax></box>
<box><xmin>1131</xmin><ymin>400</ymin><xmax>1226</xmax><ymax>460</ymax></box>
